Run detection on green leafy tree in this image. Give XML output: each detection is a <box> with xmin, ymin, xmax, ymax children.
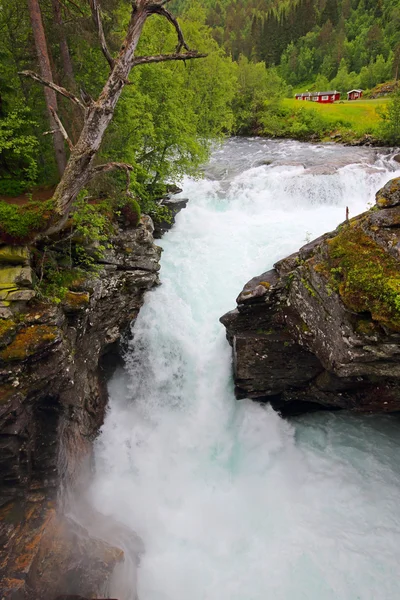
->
<box><xmin>231</xmin><ymin>56</ymin><xmax>288</xmax><ymax>133</ymax></box>
<box><xmin>378</xmin><ymin>88</ymin><xmax>400</xmax><ymax>144</ymax></box>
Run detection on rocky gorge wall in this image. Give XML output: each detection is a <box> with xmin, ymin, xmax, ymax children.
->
<box><xmin>221</xmin><ymin>177</ymin><xmax>400</xmax><ymax>416</ymax></box>
<box><xmin>0</xmin><ymin>215</ymin><xmax>162</xmax><ymax>599</ymax></box>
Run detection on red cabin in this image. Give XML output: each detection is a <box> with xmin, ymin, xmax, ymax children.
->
<box><xmin>347</xmin><ymin>89</ymin><xmax>363</xmax><ymax>101</ymax></box>
<box><xmin>295</xmin><ymin>91</ymin><xmax>341</xmax><ymax>103</ymax></box>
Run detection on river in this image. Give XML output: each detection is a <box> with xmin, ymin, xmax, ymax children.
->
<box><xmin>88</xmin><ymin>139</ymin><xmax>400</xmax><ymax>600</ymax></box>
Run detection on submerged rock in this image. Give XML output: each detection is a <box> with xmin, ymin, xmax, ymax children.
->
<box><xmin>0</xmin><ymin>216</ymin><xmax>161</xmax><ymax>598</ymax></box>
<box><xmin>220</xmin><ymin>177</ymin><xmax>400</xmax><ymax>416</ymax></box>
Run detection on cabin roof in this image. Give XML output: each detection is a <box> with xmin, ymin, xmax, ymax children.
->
<box><xmin>347</xmin><ymin>89</ymin><xmax>363</xmax><ymax>93</ymax></box>
<box><xmin>295</xmin><ymin>90</ymin><xmax>339</xmax><ymax>97</ymax></box>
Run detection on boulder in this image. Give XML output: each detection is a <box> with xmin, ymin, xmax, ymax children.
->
<box><xmin>376</xmin><ymin>177</ymin><xmax>400</xmax><ymax>208</ymax></box>
<box><xmin>220</xmin><ymin>177</ymin><xmax>400</xmax><ymax>415</ymax></box>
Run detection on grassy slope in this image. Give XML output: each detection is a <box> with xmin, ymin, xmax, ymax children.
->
<box><xmin>283</xmin><ymin>97</ymin><xmax>389</xmax><ymax>138</ymax></box>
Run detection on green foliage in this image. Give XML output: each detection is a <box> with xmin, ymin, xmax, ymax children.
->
<box><xmin>0</xmin><ymin>200</ymin><xmax>54</xmax><ymax>244</ymax></box>
<box><xmin>231</xmin><ymin>56</ymin><xmax>290</xmax><ymax>134</ymax></box>
<box><xmin>71</xmin><ymin>192</ymin><xmax>113</xmax><ymax>270</ymax></box>
<box><xmin>116</xmin><ymin>196</ymin><xmax>142</xmax><ymax>227</ymax></box>
<box><xmin>177</xmin><ymin>0</ymin><xmax>400</xmax><ymax>97</ymax></box>
<box><xmin>0</xmin><ymin>1</ymin><xmax>58</xmax><ymax>186</ymax></box>
<box><xmin>36</xmin><ymin>264</ymin><xmax>82</xmax><ymax>305</ymax></box>
<box><xmin>377</xmin><ymin>87</ymin><xmax>400</xmax><ymax>143</ymax></box>
<box><xmin>258</xmin><ymin>100</ymin><xmax>347</xmax><ymax>140</ymax></box>
<box><xmin>0</xmin><ymin>107</ymin><xmax>39</xmax><ymax>195</ymax></box>
<box><xmin>326</xmin><ymin>222</ymin><xmax>400</xmax><ymax>331</ymax></box>
<box><xmin>98</xmin><ymin>10</ymin><xmax>236</xmax><ymax>201</ymax></box>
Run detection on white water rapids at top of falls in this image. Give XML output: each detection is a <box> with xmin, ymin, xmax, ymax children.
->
<box><xmin>86</xmin><ymin>139</ymin><xmax>400</xmax><ymax>600</ymax></box>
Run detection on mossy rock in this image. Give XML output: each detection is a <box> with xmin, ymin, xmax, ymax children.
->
<box><xmin>326</xmin><ymin>224</ymin><xmax>400</xmax><ymax>331</ymax></box>
<box><xmin>0</xmin><ymin>325</ymin><xmax>59</xmax><ymax>361</ymax></box>
<box><xmin>376</xmin><ymin>178</ymin><xmax>400</xmax><ymax>209</ymax></box>
<box><xmin>118</xmin><ymin>197</ymin><xmax>141</xmax><ymax>227</ymax></box>
<box><xmin>0</xmin><ymin>266</ymin><xmax>33</xmax><ymax>288</ymax></box>
<box><xmin>0</xmin><ymin>246</ymin><xmax>30</xmax><ymax>265</ymax></box>
<box><xmin>0</xmin><ymin>319</ymin><xmax>17</xmax><ymax>348</ymax></box>
<box><xmin>62</xmin><ymin>291</ymin><xmax>90</xmax><ymax>312</ymax></box>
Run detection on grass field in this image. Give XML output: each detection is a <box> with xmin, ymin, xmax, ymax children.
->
<box><xmin>283</xmin><ymin>97</ymin><xmax>389</xmax><ymax>136</ymax></box>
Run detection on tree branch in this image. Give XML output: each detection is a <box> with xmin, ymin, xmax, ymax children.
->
<box><xmin>89</xmin><ymin>0</ymin><xmax>115</xmax><ymax>69</ymax></box>
<box><xmin>49</xmin><ymin>107</ymin><xmax>74</xmax><ymax>150</ymax></box>
<box><xmin>19</xmin><ymin>70</ymin><xmax>85</xmax><ymax>109</ymax></box>
<box><xmin>150</xmin><ymin>5</ymin><xmax>190</xmax><ymax>52</ymax></box>
<box><xmin>131</xmin><ymin>50</ymin><xmax>206</xmax><ymax>68</ymax></box>
<box><xmin>91</xmin><ymin>162</ymin><xmax>134</xmax><ymax>196</ymax></box>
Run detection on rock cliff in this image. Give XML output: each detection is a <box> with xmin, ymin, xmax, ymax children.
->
<box><xmin>0</xmin><ymin>216</ymin><xmax>161</xmax><ymax>599</ymax></box>
<box><xmin>221</xmin><ymin>177</ymin><xmax>400</xmax><ymax>416</ymax></box>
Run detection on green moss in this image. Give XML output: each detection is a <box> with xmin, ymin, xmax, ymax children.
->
<box><xmin>117</xmin><ymin>196</ymin><xmax>141</xmax><ymax>227</ymax></box>
<box><xmin>0</xmin><ymin>325</ymin><xmax>58</xmax><ymax>361</ymax></box>
<box><xmin>0</xmin><ymin>200</ymin><xmax>55</xmax><ymax>245</ymax></box>
<box><xmin>0</xmin><ymin>319</ymin><xmax>17</xmax><ymax>347</ymax></box>
<box><xmin>260</xmin><ymin>281</ymin><xmax>271</xmax><ymax>289</ymax></box>
<box><xmin>0</xmin><ymin>246</ymin><xmax>29</xmax><ymax>265</ymax></box>
<box><xmin>301</xmin><ymin>277</ymin><xmax>317</xmax><ymax>298</ymax></box>
<box><xmin>62</xmin><ymin>291</ymin><xmax>90</xmax><ymax>311</ymax></box>
<box><xmin>327</xmin><ymin>225</ymin><xmax>400</xmax><ymax>331</ymax></box>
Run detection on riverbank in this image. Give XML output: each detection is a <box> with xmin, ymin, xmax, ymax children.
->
<box><xmin>253</xmin><ymin>97</ymin><xmax>391</xmax><ymax>146</ymax></box>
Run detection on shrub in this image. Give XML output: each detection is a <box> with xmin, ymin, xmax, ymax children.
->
<box><xmin>0</xmin><ymin>199</ymin><xmax>54</xmax><ymax>244</ymax></box>
<box><xmin>116</xmin><ymin>196</ymin><xmax>142</xmax><ymax>227</ymax></box>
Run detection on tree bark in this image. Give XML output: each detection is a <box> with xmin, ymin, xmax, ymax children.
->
<box><xmin>51</xmin><ymin>0</ymin><xmax>75</xmax><ymax>85</ymax></box>
<box><xmin>27</xmin><ymin>0</ymin><xmax>67</xmax><ymax>177</ymax></box>
<box><xmin>23</xmin><ymin>0</ymin><xmax>205</xmax><ymax>235</ymax></box>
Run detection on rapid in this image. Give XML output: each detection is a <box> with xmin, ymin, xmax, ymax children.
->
<box><xmin>88</xmin><ymin>139</ymin><xmax>400</xmax><ymax>600</ymax></box>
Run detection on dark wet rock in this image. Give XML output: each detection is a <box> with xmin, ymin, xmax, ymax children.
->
<box><xmin>220</xmin><ymin>178</ymin><xmax>400</xmax><ymax>415</ymax></box>
<box><xmin>0</xmin><ymin>216</ymin><xmax>161</xmax><ymax>598</ymax></box>
<box><xmin>152</xmin><ymin>186</ymin><xmax>188</xmax><ymax>239</ymax></box>
<box><xmin>393</xmin><ymin>154</ymin><xmax>400</xmax><ymax>164</ymax></box>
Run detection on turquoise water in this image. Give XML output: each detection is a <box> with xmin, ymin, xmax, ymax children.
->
<box><xmin>89</xmin><ymin>139</ymin><xmax>400</xmax><ymax>600</ymax></box>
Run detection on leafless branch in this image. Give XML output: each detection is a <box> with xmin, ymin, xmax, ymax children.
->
<box><xmin>131</xmin><ymin>50</ymin><xmax>206</xmax><ymax>68</ymax></box>
<box><xmin>88</xmin><ymin>0</ymin><xmax>115</xmax><ymax>69</ymax></box>
<box><xmin>19</xmin><ymin>70</ymin><xmax>85</xmax><ymax>109</ymax></box>
<box><xmin>150</xmin><ymin>5</ymin><xmax>189</xmax><ymax>52</ymax></box>
<box><xmin>50</xmin><ymin>107</ymin><xmax>74</xmax><ymax>150</ymax></box>
<box><xmin>91</xmin><ymin>161</ymin><xmax>134</xmax><ymax>196</ymax></box>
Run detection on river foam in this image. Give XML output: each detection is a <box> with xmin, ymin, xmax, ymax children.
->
<box><xmin>88</xmin><ymin>139</ymin><xmax>400</xmax><ymax>600</ymax></box>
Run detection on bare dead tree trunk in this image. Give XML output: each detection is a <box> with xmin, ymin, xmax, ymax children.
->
<box><xmin>27</xmin><ymin>0</ymin><xmax>67</xmax><ymax>177</ymax></box>
<box><xmin>21</xmin><ymin>0</ymin><xmax>206</xmax><ymax>235</ymax></box>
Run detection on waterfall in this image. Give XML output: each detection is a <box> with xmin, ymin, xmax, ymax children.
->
<box><xmin>88</xmin><ymin>139</ymin><xmax>400</xmax><ymax>600</ymax></box>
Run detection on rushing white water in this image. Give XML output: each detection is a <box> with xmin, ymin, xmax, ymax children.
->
<box><xmin>88</xmin><ymin>139</ymin><xmax>400</xmax><ymax>600</ymax></box>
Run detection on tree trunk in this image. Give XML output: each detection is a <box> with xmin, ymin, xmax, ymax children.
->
<box><xmin>27</xmin><ymin>0</ymin><xmax>67</xmax><ymax>177</ymax></box>
<box><xmin>22</xmin><ymin>0</ymin><xmax>205</xmax><ymax>235</ymax></box>
<box><xmin>46</xmin><ymin>6</ymin><xmax>149</xmax><ymax>232</ymax></box>
<box><xmin>51</xmin><ymin>0</ymin><xmax>82</xmax><ymax>141</ymax></box>
<box><xmin>51</xmin><ymin>0</ymin><xmax>75</xmax><ymax>86</ymax></box>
